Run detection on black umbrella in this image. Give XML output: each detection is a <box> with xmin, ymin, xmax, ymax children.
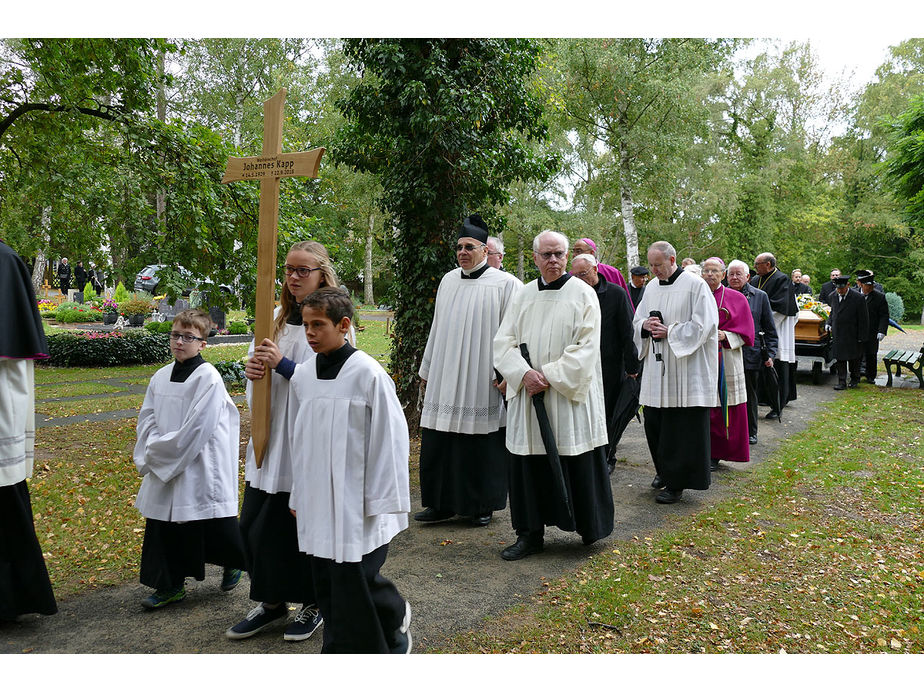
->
<box><xmin>756</xmin><ymin>332</ymin><xmax>782</xmax><ymax>422</ymax></box>
<box><xmin>888</xmin><ymin>318</ymin><xmax>906</xmax><ymax>334</ymax></box>
<box><xmin>608</xmin><ymin>374</ymin><xmax>641</xmax><ymax>452</ymax></box>
<box><xmin>518</xmin><ymin>343</ymin><xmax>573</xmax><ymax>521</ymax></box>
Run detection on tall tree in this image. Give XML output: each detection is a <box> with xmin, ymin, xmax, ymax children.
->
<box><xmin>332</xmin><ymin>38</ymin><xmax>553</xmax><ymax>424</ymax></box>
<box><xmin>550</xmin><ymin>38</ymin><xmax>735</xmax><ymax>267</ymax></box>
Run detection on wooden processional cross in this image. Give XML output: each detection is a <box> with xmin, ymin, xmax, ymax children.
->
<box><xmin>222</xmin><ymin>88</ymin><xmax>324</xmax><ymax>467</ymax></box>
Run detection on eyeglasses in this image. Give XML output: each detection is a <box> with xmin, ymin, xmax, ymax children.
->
<box><xmin>284</xmin><ymin>265</ymin><xmax>322</xmax><ymax>278</ymax></box>
<box><xmin>169</xmin><ymin>332</ymin><xmax>205</xmax><ymax>344</ymax></box>
<box><xmin>538</xmin><ymin>251</ymin><xmax>566</xmax><ymax>261</ymax></box>
<box><xmin>455</xmin><ymin>243</ymin><xmax>486</xmax><ymax>252</ymax></box>
<box><xmin>487</xmin><ymin>250</ymin><xmax>502</xmax><ymax>256</ymax></box>
<box><xmin>573</xmin><ymin>269</ymin><xmax>591</xmax><ymax>278</ymax></box>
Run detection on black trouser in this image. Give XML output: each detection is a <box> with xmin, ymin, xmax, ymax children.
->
<box><xmin>863</xmin><ymin>348</ymin><xmax>879</xmax><ymax>380</ymax></box>
<box><xmin>835</xmin><ymin>359</ymin><xmax>862</xmax><ymax>386</ymax></box>
<box><xmin>744</xmin><ymin>368</ymin><xmax>759</xmax><ymax>437</ymax></box>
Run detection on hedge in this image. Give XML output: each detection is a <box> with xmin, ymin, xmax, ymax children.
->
<box><xmin>54</xmin><ymin>305</ymin><xmax>103</xmax><ymax>323</ymax></box>
<box><xmin>45</xmin><ymin>330</ymin><xmax>171</xmax><ymax>367</ymax></box>
<box><xmin>144</xmin><ymin>320</ymin><xmax>174</xmax><ymax>334</ymax></box>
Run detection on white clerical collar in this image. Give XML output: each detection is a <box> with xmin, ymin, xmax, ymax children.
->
<box><xmin>461</xmin><ymin>257</ymin><xmax>488</xmax><ymax>276</ymax></box>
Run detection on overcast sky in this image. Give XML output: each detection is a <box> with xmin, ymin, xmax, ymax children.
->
<box><xmin>7</xmin><ymin>1</ymin><xmax>921</xmax><ymax>95</ymax></box>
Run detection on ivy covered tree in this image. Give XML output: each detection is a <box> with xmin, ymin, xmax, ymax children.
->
<box><xmin>331</xmin><ymin>38</ymin><xmax>553</xmax><ymax>424</ymax></box>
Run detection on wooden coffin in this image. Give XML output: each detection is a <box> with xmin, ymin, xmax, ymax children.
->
<box><xmin>795</xmin><ymin>309</ymin><xmax>826</xmax><ymax>342</ymax></box>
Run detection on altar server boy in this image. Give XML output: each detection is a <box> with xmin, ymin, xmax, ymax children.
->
<box><xmin>286</xmin><ymin>287</ymin><xmax>412</xmax><ymax>653</ymax></box>
<box><xmin>133</xmin><ymin>309</ymin><xmax>246</xmax><ymax>609</ymax></box>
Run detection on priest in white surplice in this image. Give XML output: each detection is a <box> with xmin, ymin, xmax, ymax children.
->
<box><xmin>494</xmin><ymin>230</ymin><xmax>614</xmax><ymax>561</ymax></box>
<box><xmin>633</xmin><ymin>241</ymin><xmax>719</xmax><ymax>504</ymax></box>
<box><xmin>416</xmin><ymin>214</ymin><xmax>522</xmax><ymax>527</ymax></box>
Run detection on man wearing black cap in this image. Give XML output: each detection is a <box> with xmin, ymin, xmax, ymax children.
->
<box><xmin>416</xmin><ymin>214</ymin><xmax>522</xmax><ymax>527</ymax></box>
<box><xmin>857</xmin><ymin>271</ymin><xmax>889</xmax><ymax>383</ymax></box>
<box><xmin>825</xmin><ymin>274</ymin><xmax>869</xmax><ymax>390</ymax></box>
<box><xmin>627</xmin><ymin>266</ymin><xmax>648</xmax><ymax>312</ymax></box>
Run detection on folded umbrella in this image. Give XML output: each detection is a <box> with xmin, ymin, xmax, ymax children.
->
<box><xmin>518</xmin><ymin>343</ymin><xmax>573</xmax><ymax>522</ymax></box>
<box><xmin>888</xmin><ymin>318</ymin><xmax>906</xmax><ymax>334</ymax></box>
<box><xmin>608</xmin><ymin>374</ymin><xmax>641</xmax><ymax>451</ymax></box>
<box><xmin>757</xmin><ymin>332</ymin><xmax>782</xmax><ymax>423</ymax></box>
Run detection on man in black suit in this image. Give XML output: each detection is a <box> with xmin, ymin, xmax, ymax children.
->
<box><xmin>819</xmin><ymin>268</ymin><xmax>841</xmax><ymax>305</ymax></box>
<box><xmin>826</xmin><ymin>275</ymin><xmax>869</xmax><ymax>390</ymax></box>
<box><xmin>791</xmin><ymin>269</ymin><xmax>810</xmax><ymax>296</ymax></box>
<box><xmin>571</xmin><ymin>253</ymin><xmax>639</xmax><ymax>469</ymax></box>
<box><xmin>857</xmin><ymin>271</ymin><xmax>889</xmax><ymax>383</ymax></box>
<box><xmin>728</xmin><ymin>260</ymin><xmax>778</xmax><ymax>445</ymax></box>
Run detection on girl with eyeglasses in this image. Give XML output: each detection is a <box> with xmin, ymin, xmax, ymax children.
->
<box><xmin>226</xmin><ymin>240</ymin><xmax>349</xmax><ymax>642</ymax></box>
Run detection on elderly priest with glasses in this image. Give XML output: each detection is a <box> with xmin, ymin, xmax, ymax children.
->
<box><xmin>415</xmin><ymin>214</ymin><xmax>522</xmax><ymax>528</ymax></box>
<box><xmin>493</xmin><ymin>230</ymin><xmax>614</xmax><ymax>560</ymax></box>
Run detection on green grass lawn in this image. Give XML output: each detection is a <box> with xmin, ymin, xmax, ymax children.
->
<box><xmin>446</xmin><ymin>386</ymin><xmax>924</xmax><ymax>654</ymax></box>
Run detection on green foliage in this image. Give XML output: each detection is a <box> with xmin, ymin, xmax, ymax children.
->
<box><xmin>885</xmin><ymin>291</ymin><xmax>906</xmax><ymax>322</ymax></box>
<box><xmin>45</xmin><ymin>331</ymin><xmax>170</xmax><ymax>367</ymax></box>
<box><xmin>143</xmin><ymin>320</ymin><xmax>174</xmax><ymax>334</ymax></box>
<box><xmin>333</xmin><ymin>39</ymin><xmax>554</xmax><ymax>422</ymax></box>
<box><xmin>113</xmin><ymin>282</ymin><xmax>131</xmax><ymax>303</ymax></box>
<box><xmin>227</xmin><ymin>321</ymin><xmax>250</xmax><ymax>335</ymax></box>
<box><xmin>54</xmin><ymin>305</ymin><xmax>103</xmax><ymax>323</ymax></box>
<box><xmin>212</xmin><ymin>359</ymin><xmax>246</xmax><ymax>386</ymax></box>
<box><xmin>118</xmin><ymin>298</ymin><xmax>154</xmax><ymax>317</ymax></box>
<box><xmin>884</xmin><ymin>93</ymin><xmax>924</xmax><ymax>230</ymax></box>
<box><xmin>82</xmin><ymin>281</ymin><xmax>95</xmax><ymax>298</ymax></box>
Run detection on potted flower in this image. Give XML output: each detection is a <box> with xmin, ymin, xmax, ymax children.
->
<box><xmin>102</xmin><ymin>298</ymin><xmax>119</xmax><ymax>325</ymax></box>
<box><xmin>119</xmin><ymin>297</ymin><xmax>154</xmax><ymax>327</ymax></box>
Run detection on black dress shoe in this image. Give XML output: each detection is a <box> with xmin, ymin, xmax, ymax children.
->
<box><xmin>501</xmin><ymin>535</ymin><xmax>544</xmax><ymax>561</ymax></box>
<box><xmin>470</xmin><ymin>512</ymin><xmax>492</xmax><ymax>527</ymax></box>
<box><xmin>710</xmin><ymin>459</ymin><xmax>719</xmax><ymax>472</ymax></box>
<box><xmin>765</xmin><ymin>410</ymin><xmax>779</xmax><ymax>419</ymax></box>
<box><xmin>413</xmin><ymin>507</ymin><xmax>454</xmax><ymax>522</ymax></box>
<box><xmin>655</xmin><ymin>488</ymin><xmax>683</xmax><ymax>504</ymax></box>
<box><xmin>849</xmin><ymin>381</ymin><xmax>860</xmax><ymax>388</ymax></box>
<box><xmin>651</xmin><ymin>475</ymin><xmax>666</xmax><ymax>489</ymax></box>
<box><xmin>748</xmin><ymin>435</ymin><xmax>758</xmax><ymax>445</ymax></box>
<box><xmin>833</xmin><ymin>383</ymin><xmax>846</xmax><ymax>391</ymax></box>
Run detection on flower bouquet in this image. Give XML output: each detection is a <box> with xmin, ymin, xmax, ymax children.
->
<box><xmin>796</xmin><ymin>294</ymin><xmax>830</xmax><ymax>320</ymax></box>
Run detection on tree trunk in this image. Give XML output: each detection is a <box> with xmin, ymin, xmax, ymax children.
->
<box><xmin>364</xmin><ymin>213</ymin><xmax>375</xmax><ymax>305</ymax></box>
<box><xmin>31</xmin><ymin>206</ymin><xmax>52</xmax><ymax>294</ymax></box>
<box><xmin>619</xmin><ymin>139</ymin><xmax>640</xmax><ymax>268</ymax></box>
<box><xmin>516</xmin><ymin>234</ymin><xmax>524</xmax><ymax>281</ymax></box>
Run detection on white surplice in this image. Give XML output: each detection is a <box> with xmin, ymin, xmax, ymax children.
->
<box><xmin>419</xmin><ymin>266</ymin><xmax>522</xmax><ymax>434</ymax></box>
<box><xmin>632</xmin><ymin>270</ymin><xmax>720</xmax><ymax>409</ymax></box>
<box><xmin>0</xmin><ymin>359</ymin><xmax>36</xmax><ymax>487</ymax></box>
<box><xmin>287</xmin><ymin>351</ymin><xmax>410</xmax><ymax>563</ymax></box>
<box><xmin>134</xmin><ymin>362</ymin><xmax>240</xmax><ymax>522</ymax></box>
<box><xmin>244</xmin><ymin>309</ymin><xmax>315</xmax><ymax>494</ymax></box>
<box><xmin>493</xmin><ymin>276</ymin><xmax>607</xmax><ymax>456</ymax></box>
<box><xmin>775</xmin><ymin>313</ymin><xmax>797</xmax><ymax>363</ymax></box>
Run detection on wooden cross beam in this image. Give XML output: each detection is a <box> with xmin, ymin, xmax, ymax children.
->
<box><xmin>222</xmin><ymin>88</ymin><xmax>324</xmax><ymax>467</ymax></box>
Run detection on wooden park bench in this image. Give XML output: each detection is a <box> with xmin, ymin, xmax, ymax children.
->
<box><xmin>883</xmin><ymin>345</ymin><xmax>924</xmax><ymax>389</ymax></box>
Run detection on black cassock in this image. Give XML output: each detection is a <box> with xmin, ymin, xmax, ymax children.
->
<box><xmin>591</xmin><ymin>276</ymin><xmax>639</xmax><ymax>456</ymax></box>
<box><xmin>750</xmin><ymin>268</ymin><xmax>797</xmax><ymax>408</ymax></box>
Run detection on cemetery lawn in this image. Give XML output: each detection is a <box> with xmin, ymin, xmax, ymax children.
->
<box><xmin>446</xmin><ymin>386</ymin><xmax>924</xmax><ymax>654</ymax></box>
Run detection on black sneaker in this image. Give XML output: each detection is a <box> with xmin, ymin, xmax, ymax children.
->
<box><xmin>225</xmin><ymin>603</ymin><xmax>287</xmax><ymax>640</ymax></box>
<box><xmin>284</xmin><ymin>604</ymin><xmax>323</xmax><ymax>642</ymax></box>
<box><xmin>220</xmin><ymin>568</ymin><xmax>243</xmax><ymax>592</ymax></box>
<box><xmin>141</xmin><ymin>583</ymin><xmax>186</xmax><ymax>610</ymax></box>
